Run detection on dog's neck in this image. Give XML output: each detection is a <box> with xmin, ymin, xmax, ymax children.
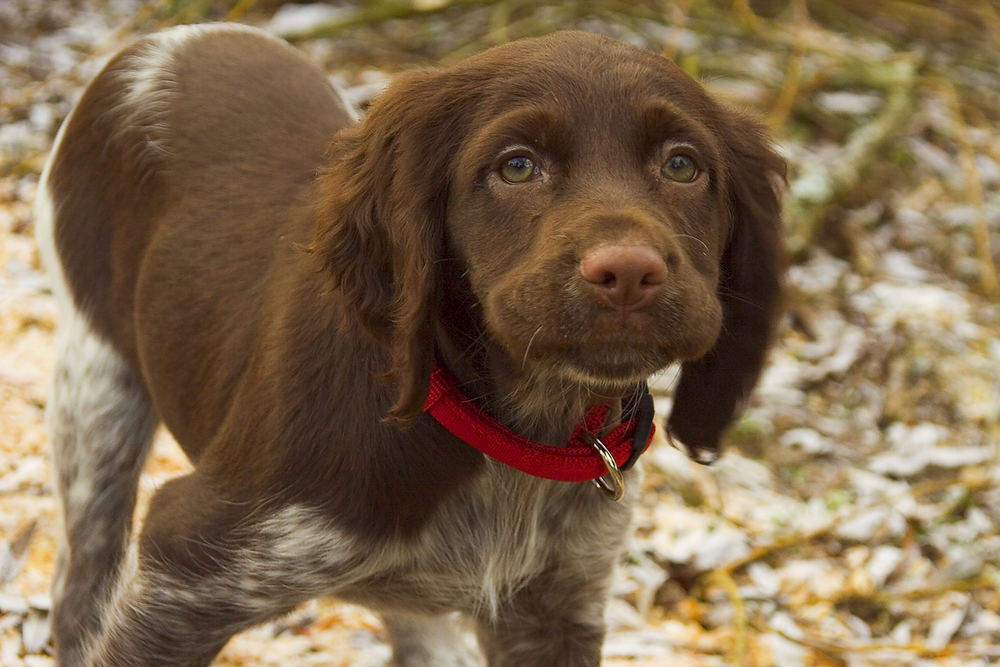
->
<box><xmin>432</xmin><ymin>302</ymin><xmax>626</xmax><ymax>449</ymax></box>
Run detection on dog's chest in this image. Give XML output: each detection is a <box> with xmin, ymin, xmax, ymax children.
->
<box><xmin>343</xmin><ymin>464</ymin><xmax>635</xmax><ymax>614</ymax></box>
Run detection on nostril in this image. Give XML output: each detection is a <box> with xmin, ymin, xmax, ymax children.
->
<box><xmin>640</xmin><ymin>257</ymin><xmax>668</xmax><ymax>286</ymax></box>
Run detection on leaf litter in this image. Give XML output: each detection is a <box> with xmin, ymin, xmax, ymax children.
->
<box><xmin>1</xmin><ymin>1</ymin><xmax>999</xmax><ymax>665</ymax></box>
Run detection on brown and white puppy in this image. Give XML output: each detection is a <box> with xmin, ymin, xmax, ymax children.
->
<box><xmin>36</xmin><ymin>23</ymin><xmax>784</xmax><ymax>666</ymax></box>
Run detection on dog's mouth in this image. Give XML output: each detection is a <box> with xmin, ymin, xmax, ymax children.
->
<box><xmin>486</xmin><ymin>281</ymin><xmax>722</xmax><ymax>391</ymax></box>
<box><xmin>555</xmin><ymin>363</ymin><xmax>655</xmax><ymax>393</ymax></box>
<box><xmin>516</xmin><ymin>336</ymin><xmax>675</xmax><ymax>392</ymax></box>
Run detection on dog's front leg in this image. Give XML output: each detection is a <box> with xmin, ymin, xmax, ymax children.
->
<box><xmin>474</xmin><ymin>560</ymin><xmax>616</xmax><ymax>667</ymax></box>
<box><xmin>382</xmin><ymin>611</ymin><xmax>483</xmax><ymax>667</ymax></box>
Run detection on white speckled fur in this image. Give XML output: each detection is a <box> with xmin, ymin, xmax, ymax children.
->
<box><xmin>37</xmin><ymin>134</ymin><xmax>160</xmax><ymax>665</ymax></box>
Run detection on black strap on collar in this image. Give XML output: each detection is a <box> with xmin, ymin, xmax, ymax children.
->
<box><xmin>622</xmin><ymin>383</ymin><xmax>654</xmax><ymax>471</ymax></box>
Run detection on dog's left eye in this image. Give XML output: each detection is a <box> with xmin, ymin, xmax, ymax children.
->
<box><xmin>661</xmin><ymin>153</ymin><xmax>698</xmax><ymax>183</ymax></box>
<box><xmin>500</xmin><ymin>156</ymin><xmax>538</xmax><ymax>183</ymax></box>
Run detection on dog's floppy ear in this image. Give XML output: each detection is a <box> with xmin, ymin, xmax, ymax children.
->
<box><xmin>667</xmin><ymin>110</ymin><xmax>786</xmax><ymax>463</ymax></box>
<box><xmin>310</xmin><ymin>69</ymin><xmax>472</xmax><ymax>422</ymax></box>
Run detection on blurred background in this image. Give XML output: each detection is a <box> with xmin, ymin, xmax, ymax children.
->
<box><xmin>1</xmin><ymin>1</ymin><xmax>998</xmax><ymax>665</ymax></box>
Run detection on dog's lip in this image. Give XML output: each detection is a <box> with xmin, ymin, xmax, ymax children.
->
<box><xmin>566</xmin><ymin>357</ymin><xmax>660</xmax><ymax>382</ymax></box>
<box><xmin>523</xmin><ymin>346</ymin><xmax>669</xmax><ymax>389</ymax></box>
<box><xmin>524</xmin><ymin>327</ymin><xmax>674</xmax><ymax>359</ymax></box>
<box><xmin>583</xmin><ymin>309</ymin><xmax>664</xmax><ymax>336</ymax></box>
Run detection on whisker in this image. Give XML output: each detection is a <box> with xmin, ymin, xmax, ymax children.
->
<box><xmin>521</xmin><ymin>325</ymin><xmax>544</xmax><ymax>370</ymax></box>
<box><xmin>670</xmin><ymin>233</ymin><xmax>711</xmax><ymax>255</ymax></box>
<box><xmin>622</xmin><ymin>382</ymin><xmax>645</xmax><ymax>422</ymax></box>
<box><xmin>716</xmin><ymin>285</ymin><xmax>768</xmax><ymax>312</ymax></box>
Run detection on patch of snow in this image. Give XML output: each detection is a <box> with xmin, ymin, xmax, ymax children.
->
<box><xmin>869</xmin><ymin>422</ymin><xmax>992</xmax><ymax>477</ymax></box>
<box><xmin>866</xmin><ymin>545</ymin><xmax>904</xmax><ymax>587</ymax></box>
<box><xmin>851</xmin><ymin>281</ymin><xmax>970</xmax><ymax>329</ymax></box>
<box><xmin>881</xmin><ymin>250</ymin><xmax>929</xmax><ymax>282</ymax></box>
<box><xmin>268</xmin><ymin>3</ymin><xmax>350</xmax><ymax>36</ymax></box>
<box><xmin>787</xmin><ymin>250</ymin><xmax>850</xmax><ymax>293</ymax></box>
<box><xmin>815</xmin><ymin>90</ymin><xmax>884</xmax><ymax>115</ymax></box>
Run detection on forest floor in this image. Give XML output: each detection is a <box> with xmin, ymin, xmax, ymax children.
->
<box><xmin>1</xmin><ymin>1</ymin><xmax>999</xmax><ymax>665</ymax></box>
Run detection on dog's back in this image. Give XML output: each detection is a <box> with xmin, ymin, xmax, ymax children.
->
<box><xmin>40</xmin><ymin>24</ymin><xmax>351</xmax><ymax>449</ymax></box>
<box><xmin>36</xmin><ymin>24</ymin><xmax>354</xmax><ymax>663</ymax></box>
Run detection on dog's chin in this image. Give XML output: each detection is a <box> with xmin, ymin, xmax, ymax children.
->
<box><xmin>531</xmin><ymin>350</ymin><xmax>672</xmax><ymax>395</ymax></box>
<box><xmin>557</xmin><ymin>366</ymin><xmax>649</xmax><ymax>394</ymax></box>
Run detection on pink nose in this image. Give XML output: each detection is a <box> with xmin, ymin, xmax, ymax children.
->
<box><xmin>580</xmin><ymin>245</ymin><xmax>668</xmax><ymax>310</ymax></box>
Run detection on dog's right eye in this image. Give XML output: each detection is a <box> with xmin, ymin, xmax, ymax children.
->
<box><xmin>661</xmin><ymin>153</ymin><xmax>698</xmax><ymax>183</ymax></box>
<box><xmin>500</xmin><ymin>156</ymin><xmax>538</xmax><ymax>183</ymax></box>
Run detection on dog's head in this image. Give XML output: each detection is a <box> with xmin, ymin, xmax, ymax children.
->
<box><xmin>311</xmin><ymin>31</ymin><xmax>784</xmax><ymax>458</ymax></box>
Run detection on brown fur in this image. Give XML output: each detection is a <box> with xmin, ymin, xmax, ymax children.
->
<box><xmin>38</xmin><ymin>24</ymin><xmax>783</xmax><ymax>666</ymax></box>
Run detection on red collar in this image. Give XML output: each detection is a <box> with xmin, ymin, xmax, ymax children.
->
<box><xmin>422</xmin><ymin>367</ymin><xmax>655</xmax><ymax>484</ymax></box>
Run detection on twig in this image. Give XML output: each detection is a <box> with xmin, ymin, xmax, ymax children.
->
<box><xmin>225</xmin><ymin>0</ymin><xmax>259</xmax><ymax>22</ymax></box>
<box><xmin>730</xmin><ymin>0</ymin><xmax>760</xmax><ymax>32</ymax></box>
<box><xmin>487</xmin><ymin>1</ymin><xmax>512</xmax><ymax>45</ymax></box>
<box><xmin>783</xmin><ymin>54</ymin><xmax>919</xmax><ymax>256</ymax></box>
<box><xmin>437</xmin><ymin>3</ymin><xmax>575</xmax><ymax>65</ymax></box>
<box><xmin>863</xmin><ymin>574</ymin><xmax>998</xmax><ymax>604</ymax></box>
<box><xmin>659</xmin><ymin>0</ymin><xmax>693</xmax><ymax>62</ymax></box>
<box><xmin>705</xmin><ymin>569</ymin><xmax>747</xmax><ymax>665</ymax></box>
<box><xmin>710</xmin><ymin>469</ymin><xmax>993</xmax><ymax>577</ymax></box>
<box><xmin>758</xmin><ymin>618</ymin><xmax>955</xmax><ymax>661</ymax></box>
<box><xmin>768</xmin><ymin>0</ymin><xmax>809</xmax><ymax>130</ymax></box>
<box><xmin>929</xmin><ymin>77</ymin><xmax>999</xmax><ymax>295</ymax></box>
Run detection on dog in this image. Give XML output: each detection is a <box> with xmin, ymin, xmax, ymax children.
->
<box><xmin>36</xmin><ymin>23</ymin><xmax>784</xmax><ymax>666</ymax></box>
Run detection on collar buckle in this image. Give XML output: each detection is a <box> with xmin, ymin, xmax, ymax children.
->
<box><xmin>581</xmin><ymin>432</ymin><xmax>625</xmax><ymax>501</ymax></box>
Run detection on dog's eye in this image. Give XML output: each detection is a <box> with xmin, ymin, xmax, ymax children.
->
<box><xmin>500</xmin><ymin>156</ymin><xmax>538</xmax><ymax>184</ymax></box>
<box><xmin>661</xmin><ymin>153</ymin><xmax>698</xmax><ymax>183</ymax></box>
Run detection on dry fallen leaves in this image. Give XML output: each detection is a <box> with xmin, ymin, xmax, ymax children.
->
<box><xmin>2</xmin><ymin>1</ymin><xmax>999</xmax><ymax>665</ymax></box>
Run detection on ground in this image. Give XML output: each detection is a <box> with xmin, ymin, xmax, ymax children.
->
<box><xmin>1</xmin><ymin>1</ymin><xmax>999</xmax><ymax>665</ymax></box>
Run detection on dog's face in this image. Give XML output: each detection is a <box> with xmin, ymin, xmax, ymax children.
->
<box><xmin>313</xmin><ymin>31</ymin><xmax>784</xmax><ymax>456</ymax></box>
<box><xmin>445</xmin><ymin>39</ymin><xmax>736</xmax><ymax>391</ymax></box>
